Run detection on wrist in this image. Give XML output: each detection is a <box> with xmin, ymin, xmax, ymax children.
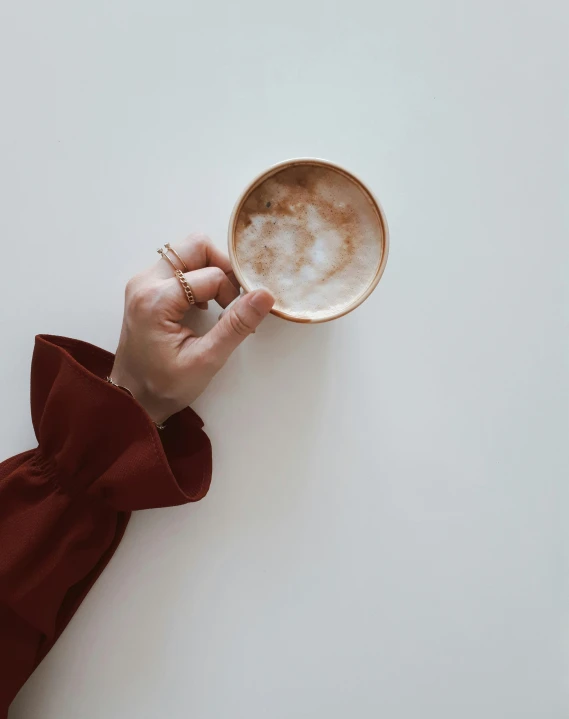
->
<box><xmin>108</xmin><ymin>369</ymin><xmax>181</xmax><ymax>426</ymax></box>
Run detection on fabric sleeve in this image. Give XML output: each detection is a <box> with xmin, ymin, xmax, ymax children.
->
<box><xmin>0</xmin><ymin>335</ymin><xmax>212</xmax><ymax>715</ymax></box>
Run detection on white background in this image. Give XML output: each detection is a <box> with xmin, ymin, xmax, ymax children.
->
<box><xmin>1</xmin><ymin>1</ymin><xmax>567</xmax><ymax>717</ymax></box>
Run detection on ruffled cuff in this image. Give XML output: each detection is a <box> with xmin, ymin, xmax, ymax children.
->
<box><xmin>31</xmin><ymin>335</ymin><xmax>212</xmax><ymax>510</ymax></box>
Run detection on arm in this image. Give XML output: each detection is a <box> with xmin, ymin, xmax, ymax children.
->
<box><xmin>0</xmin><ymin>233</ymin><xmax>274</xmax><ymax>716</ymax></box>
<box><xmin>0</xmin><ymin>335</ymin><xmax>211</xmax><ymax>712</ymax></box>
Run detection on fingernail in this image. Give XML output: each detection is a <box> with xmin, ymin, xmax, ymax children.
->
<box><xmin>248</xmin><ymin>289</ymin><xmax>275</xmax><ymax>315</ymax></box>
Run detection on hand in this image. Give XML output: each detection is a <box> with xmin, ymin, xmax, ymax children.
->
<box><xmin>110</xmin><ymin>233</ymin><xmax>274</xmax><ymax>424</ymax></box>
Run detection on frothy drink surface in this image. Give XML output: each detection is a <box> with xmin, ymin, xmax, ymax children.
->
<box><xmin>234</xmin><ymin>164</ymin><xmax>383</xmax><ymax>321</ymax></box>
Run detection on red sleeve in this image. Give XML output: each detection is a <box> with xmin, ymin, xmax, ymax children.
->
<box><xmin>0</xmin><ymin>335</ymin><xmax>212</xmax><ymax>715</ymax></box>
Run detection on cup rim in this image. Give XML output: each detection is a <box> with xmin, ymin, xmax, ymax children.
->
<box><xmin>227</xmin><ymin>157</ymin><xmax>390</xmax><ymax>324</ymax></box>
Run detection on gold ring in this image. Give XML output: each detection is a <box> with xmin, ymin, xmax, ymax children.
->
<box><xmin>157</xmin><ymin>247</ymin><xmax>196</xmax><ymax>306</ymax></box>
<box><xmin>164</xmin><ymin>243</ymin><xmax>189</xmax><ymax>272</ymax></box>
<box><xmin>175</xmin><ymin>269</ymin><xmax>196</xmax><ymax>305</ymax></box>
<box><xmin>157</xmin><ymin>247</ymin><xmax>179</xmax><ymax>271</ymax></box>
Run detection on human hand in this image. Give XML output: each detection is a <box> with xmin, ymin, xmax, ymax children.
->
<box><xmin>110</xmin><ymin>233</ymin><xmax>274</xmax><ymax>424</ymax></box>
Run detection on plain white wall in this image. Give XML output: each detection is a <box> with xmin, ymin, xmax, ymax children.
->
<box><xmin>1</xmin><ymin>1</ymin><xmax>567</xmax><ymax>717</ymax></box>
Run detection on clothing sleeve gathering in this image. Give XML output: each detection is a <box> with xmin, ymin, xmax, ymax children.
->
<box><xmin>0</xmin><ymin>335</ymin><xmax>212</xmax><ymax>715</ymax></box>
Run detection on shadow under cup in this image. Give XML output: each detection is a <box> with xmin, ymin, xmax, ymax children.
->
<box><xmin>228</xmin><ymin>158</ymin><xmax>389</xmax><ymax>323</ymax></box>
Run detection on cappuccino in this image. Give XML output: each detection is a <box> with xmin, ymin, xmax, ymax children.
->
<box><xmin>231</xmin><ymin>160</ymin><xmax>387</xmax><ymax>322</ymax></box>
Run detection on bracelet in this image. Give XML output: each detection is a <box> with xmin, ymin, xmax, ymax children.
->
<box><xmin>106</xmin><ymin>376</ymin><xmax>166</xmax><ymax>430</ymax></box>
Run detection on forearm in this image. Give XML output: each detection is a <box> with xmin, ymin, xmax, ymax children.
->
<box><xmin>0</xmin><ymin>335</ymin><xmax>212</xmax><ymax>714</ymax></box>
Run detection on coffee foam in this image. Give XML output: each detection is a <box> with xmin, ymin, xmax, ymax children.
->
<box><xmin>234</xmin><ymin>164</ymin><xmax>383</xmax><ymax>321</ymax></box>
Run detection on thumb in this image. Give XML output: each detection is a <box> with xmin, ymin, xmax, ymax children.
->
<box><xmin>204</xmin><ymin>289</ymin><xmax>275</xmax><ymax>366</ymax></box>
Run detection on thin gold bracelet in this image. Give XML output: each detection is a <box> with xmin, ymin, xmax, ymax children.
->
<box><xmin>106</xmin><ymin>376</ymin><xmax>166</xmax><ymax>430</ymax></box>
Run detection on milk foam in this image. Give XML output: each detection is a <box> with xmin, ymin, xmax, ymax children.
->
<box><xmin>234</xmin><ymin>164</ymin><xmax>383</xmax><ymax>321</ymax></box>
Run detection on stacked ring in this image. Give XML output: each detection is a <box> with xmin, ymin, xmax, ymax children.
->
<box><xmin>164</xmin><ymin>243</ymin><xmax>188</xmax><ymax>272</ymax></box>
<box><xmin>157</xmin><ymin>245</ymin><xmax>195</xmax><ymax>306</ymax></box>
<box><xmin>174</xmin><ymin>269</ymin><xmax>196</xmax><ymax>305</ymax></box>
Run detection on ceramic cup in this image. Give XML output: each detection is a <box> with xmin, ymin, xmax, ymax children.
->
<box><xmin>228</xmin><ymin>158</ymin><xmax>389</xmax><ymax>323</ymax></box>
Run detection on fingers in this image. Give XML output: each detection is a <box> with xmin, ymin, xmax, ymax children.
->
<box><xmin>197</xmin><ymin>290</ymin><xmax>275</xmax><ymax>368</ymax></box>
<box><xmin>164</xmin><ymin>266</ymin><xmax>240</xmax><ymax>310</ymax></box>
<box><xmin>154</xmin><ymin>233</ymin><xmax>238</xmax><ymax>288</ymax></box>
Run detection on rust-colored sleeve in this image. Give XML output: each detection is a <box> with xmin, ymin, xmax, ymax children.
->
<box><xmin>0</xmin><ymin>335</ymin><xmax>212</xmax><ymax>715</ymax></box>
